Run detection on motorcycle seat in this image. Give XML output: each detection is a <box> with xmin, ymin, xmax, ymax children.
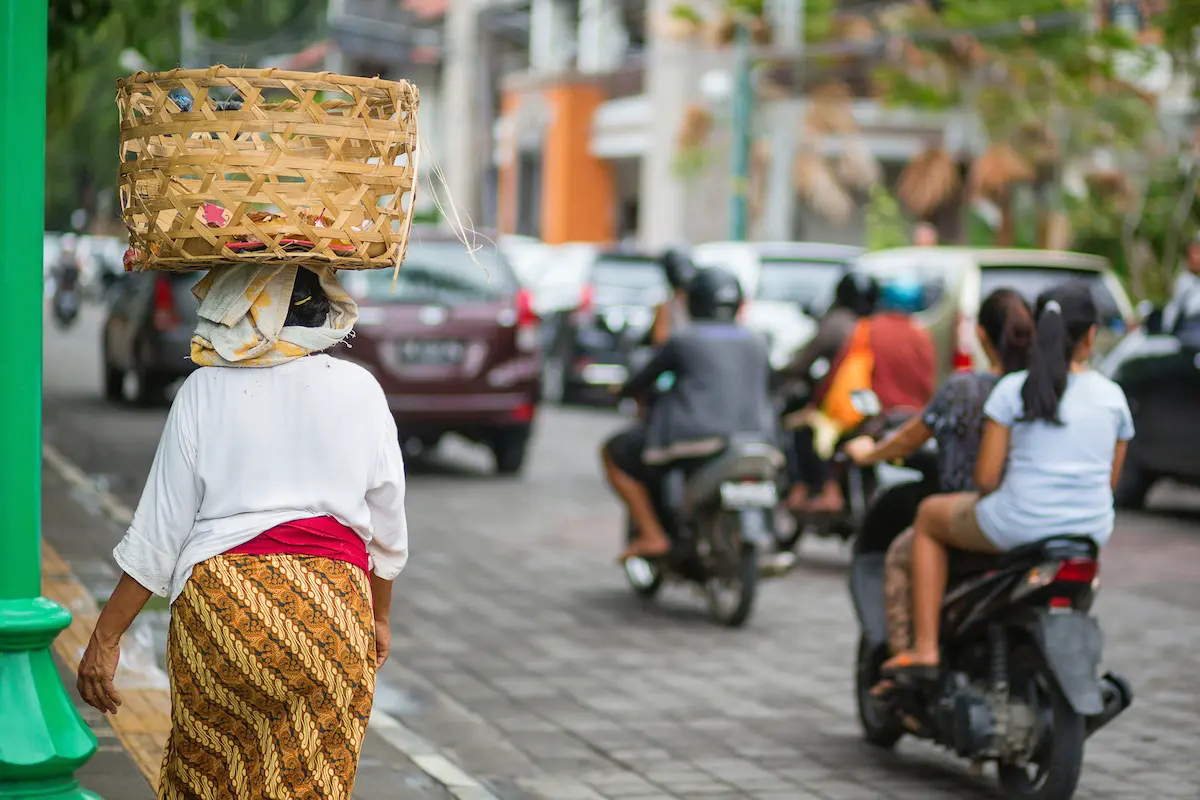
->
<box><xmin>949</xmin><ymin>535</ymin><xmax>1098</xmax><ymax>582</ymax></box>
<box><xmin>681</xmin><ymin>436</ymin><xmax>784</xmax><ymax>516</ymax></box>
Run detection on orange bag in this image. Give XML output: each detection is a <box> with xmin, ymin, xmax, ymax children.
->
<box><xmin>821</xmin><ymin>320</ymin><xmax>874</xmax><ymax>429</ymax></box>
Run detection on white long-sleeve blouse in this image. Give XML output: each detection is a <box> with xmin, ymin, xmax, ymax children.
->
<box><xmin>113</xmin><ymin>354</ymin><xmax>409</xmax><ymax>603</ymax></box>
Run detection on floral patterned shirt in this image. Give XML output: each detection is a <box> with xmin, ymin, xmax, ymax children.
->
<box><xmin>922</xmin><ymin>371</ymin><xmax>1001</xmax><ymax>493</ymax></box>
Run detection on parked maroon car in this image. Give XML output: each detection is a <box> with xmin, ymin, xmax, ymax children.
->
<box><xmin>338</xmin><ymin>230</ymin><xmax>542</xmax><ymax>475</ymax></box>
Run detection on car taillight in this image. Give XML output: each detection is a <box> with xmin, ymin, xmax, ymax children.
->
<box><xmin>1054</xmin><ymin>558</ymin><xmax>1098</xmax><ymax>584</ymax></box>
<box><xmin>515</xmin><ymin>288</ymin><xmax>539</xmax><ymax>352</ymax></box>
<box><xmin>153</xmin><ymin>276</ymin><xmax>180</xmax><ymax>331</ymax></box>
<box><xmin>953</xmin><ymin>312</ymin><xmax>974</xmax><ymax>372</ymax></box>
<box><xmin>572</xmin><ymin>284</ymin><xmax>596</xmax><ymax>325</ymax></box>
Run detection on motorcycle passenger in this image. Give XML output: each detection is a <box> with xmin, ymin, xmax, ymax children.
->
<box><xmin>884</xmin><ymin>281</ymin><xmax>1134</xmax><ymax>678</ymax></box>
<box><xmin>649</xmin><ymin>249</ymin><xmax>695</xmax><ymax>346</ymax></box>
<box><xmin>602</xmin><ymin>267</ymin><xmax>775</xmax><ymax>561</ymax></box>
<box><xmin>781</xmin><ymin>272</ymin><xmax>879</xmax><ymax>510</ymax></box>
<box><xmin>799</xmin><ymin>275</ymin><xmax>937</xmax><ymax>513</ymax></box>
<box><xmin>842</xmin><ymin>289</ymin><xmax>1035</xmax><ymax>664</ymax></box>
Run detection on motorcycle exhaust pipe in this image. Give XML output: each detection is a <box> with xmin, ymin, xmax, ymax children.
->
<box><xmin>1085</xmin><ymin>672</ymin><xmax>1133</xmax><ymax>738</ymax></box>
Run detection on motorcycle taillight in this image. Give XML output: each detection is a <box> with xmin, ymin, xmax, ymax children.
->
<box><xmin>1054</xmin><ymin>558</ymin><xmax>1098</xmax><ymax>584</ymax></box>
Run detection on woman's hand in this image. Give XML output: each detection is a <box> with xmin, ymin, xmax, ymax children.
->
<box><xmin>373</xmin><ymin>619</ymin><xmax>391</xmax><ymax>668</ymax></box>
<box><xmin>78</xmin><ymin>634</ymin><xmax>123</xmax><ymax>714</ymax></box>
<box><xmin>844</xmin><ymin>435</ymin><xmax>878</xmax><ymax>466</ymax></box>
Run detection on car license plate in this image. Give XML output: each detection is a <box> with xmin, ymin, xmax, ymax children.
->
<box><xmin>719</xmin><ymin>481</ymin><xmax>778</xmax><ymax>508</ymax></box>
<box><xmin>397</xmin><ymin>339</ymin><xmax>464</xmax><ymax>364</ymax></box>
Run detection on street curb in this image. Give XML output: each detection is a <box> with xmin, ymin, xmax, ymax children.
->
<box><xmin>42</xmin><ymin>441</ymin><xmax>500</xmax><ymax>800</ymax></box>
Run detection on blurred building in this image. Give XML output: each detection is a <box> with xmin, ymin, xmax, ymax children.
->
<box><xmin>322</xmin><ymin>0</ymin><xmax>1196</xmax><ymax>249</ymax></box>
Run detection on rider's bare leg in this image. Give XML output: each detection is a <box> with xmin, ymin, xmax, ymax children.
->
<box><xmin>602</xmin><ymin>449</ymin><xmax>670</xmax><ymax>559</ymax></box>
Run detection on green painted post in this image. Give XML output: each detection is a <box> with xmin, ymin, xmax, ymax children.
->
<box><xmin>729</xmin><ymin>18</ymin><xmax>753</xmax><ymax>241</ymax></box>
<box><xmin>0</xmin><ymin>1</ymin><xmax>102</xmax><ymax>798</ymax></box>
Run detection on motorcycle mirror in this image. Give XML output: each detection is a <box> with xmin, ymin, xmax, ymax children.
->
<box><xmin>849</xmin><ymin>389</ymin><xmax>882</xmax><ymax>417</ymax></box>
<box><xmin>810</xmin><ymin>357</ymin><xmax>830</xmax><ymax>381</ymax></box>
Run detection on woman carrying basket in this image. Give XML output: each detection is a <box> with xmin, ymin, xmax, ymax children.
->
<box><xmin>77</xmin><ymin>263</ymin><xmax>408</xmax><ymax>799</ymax></box>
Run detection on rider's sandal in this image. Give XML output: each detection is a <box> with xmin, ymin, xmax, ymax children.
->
<box><xmin>881</xmin><ymin>653</ymin><xmax>939</xmax><ymax>683</ymax></box>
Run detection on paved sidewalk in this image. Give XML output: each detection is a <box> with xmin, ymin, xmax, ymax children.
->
<box><xmin>54</xmin><ymin>656</ymin><xmax>156</xmax><ymax>800</ymax></box>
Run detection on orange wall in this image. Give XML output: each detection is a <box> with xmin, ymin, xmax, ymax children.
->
<box><xmin>496</xmin><ymin>91</ymin><xmax>520</xmax><ymax>237</ymax></box>
<box><xmin>540</xmin><ymin>83</ymin><xmax>615</xmax><ymax>244</ymax></box>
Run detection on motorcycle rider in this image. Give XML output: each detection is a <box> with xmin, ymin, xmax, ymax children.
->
<box><xmin>601</xmin><ymin>267</ymin><xmax>775</xmax><ymax>561</ymax></box>
<box><xmin>843</xmin><ymin>288</ymin><xmax>1035</xmax><ymax>668</ymax></box>
<box><xmin>649</xmin><ymin>248</ymin><xmax>695</xmax><ymax>345</ymax></box>
<box><xmin>54</xmin><ymin>233</ymin><xmax>81</xmax><ymax>295</ymax></box>
<box><xmin>781</xmin><ymin>272</ymin><xmax>879</xmax><ymax>510</ymax></box>
<box><xmin>884</xmin><ymin>281</ymin><xmax>1134</xmax><ymax>678</ymax></box>
<box><xmin>797</xmin><ymin>275</ymin><xmax>937</xmax><ymax>513</ymax></box>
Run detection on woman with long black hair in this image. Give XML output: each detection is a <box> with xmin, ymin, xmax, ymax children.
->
<box><xmin>883</xmin><ymin>281</ymin><xmax>1134</xmax><ymax>677</ymax></box>
<box><xmin>843</xmin><ymin>288</ymin><xmax>1034</xmax><ymax>663</ymax></box>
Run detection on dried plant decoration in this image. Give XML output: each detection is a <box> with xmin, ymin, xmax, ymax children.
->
<box><xmin>793</xmin><ymin>151</ymin><xmax>854</xmax><ymax>225</ymax></box>
<box><xmin>897</xmin><ymin>145</ymin><xmax>960</xmax><ymax>217</ymax></box>
<box><xmin>806</xmin><ymin>82</ymin><xmax>857</xmax><ymax>135</ymax></box>
<box><xmin>969</xmin><ymin>143</ymin><xmax>1035</xmax><ymax>203</ymax></box>
<box><xmin>836</xmin><ymin>138</ymin><xmax>882</xmax><ymax>191</ymax></box>
<box><xmin>676</xmin><ymin>104</ymin><xmax>714</xmax><ymax>151</ymax></box>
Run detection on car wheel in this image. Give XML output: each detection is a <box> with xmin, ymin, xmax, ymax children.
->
<box><xmin>490</xmin><ymin>428</ymin><xmax>531</xmax><ymax>476</ymax></box>
<box><xmin>130</xmin><ymin>339</ymin><xmax>168</xmax><ymax>407</ymax></box>
<box><xmin>542</xmin><ymin>355</ymin><xmax>567</xmax><ymax>405</ymax></box>
<box><xmin>104</xmin><ymin>362</ymin><xmax>125</xmax><ymax>403</ymax></box>
<box><xmin>1114</xmin><ymin>454</ymin><xmax>1157</xmax><ymax>510</ymax></box>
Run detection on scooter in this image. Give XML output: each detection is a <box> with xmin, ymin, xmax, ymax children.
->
<box><xmin>52</xmin><ymin>286</ymin><xmax>80</xmax><ymax>329</ymax></box>
<box><xmin>775</xmin><ymin>387</ymin><xmax>925</xmax><ymax>553</ymax></box>
<box><xmin>618</xmin><ymin>351</ymin><xmax>786</xmax><ymax>627</ymax></box>
<box><xmin>847</xmin><ymin>390</ymin><xmax>1133</xmax><ymax>800</ymax></box>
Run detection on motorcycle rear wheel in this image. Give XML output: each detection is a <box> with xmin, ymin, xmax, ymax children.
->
<box><xmin>704</xmin><ymin>512</ymin><xmax>758</xmax><ymax>627</ymax></box>
<box><xmin>997</xmin><ymin>668</ymin><xmax>1085</xmax><ymax>800</ymax></box>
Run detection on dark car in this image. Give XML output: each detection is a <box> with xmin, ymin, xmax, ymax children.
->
<box><xmin>337</xmin><ymin>230</ymin><xmax>541</xmax><ymax>475</ymax></box>
<box><xmin>1099</xmin><ymin>307</ymin><xmax>1200</xmax><ymax>509</ymax></box>
<box><xmin>539</xmin><ymin>248</ymin><xmax>669</xmax><ymax>404</ymax></box>
<box><xmin>103</xmin><ymin>270</ymin><xmax>203</xmax><ymax>405</ymax></box>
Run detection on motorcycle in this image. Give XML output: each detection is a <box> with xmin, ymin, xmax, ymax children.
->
<box><xmin>847</xmin><ymin>390</ymin><xmax>1133</xmax><ymax>800</ymax></box>
<box><xmin>619</xmin><ymin>345</ymin><xmax>786</xmax><ymax>627</ymax></box>
<box><xmin>775</xmin><ymin>386</ymin><xmax>925</xmax><ymax>552</ymax></box>
<box><xmin>52</xmin><ymin>287</ymin><xmax>80</xmax><ymax>329</ymax></box>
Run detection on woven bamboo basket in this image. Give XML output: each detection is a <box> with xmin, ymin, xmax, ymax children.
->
<box><xmin>117</xmin><ymin>66</ymin><xmax>420</xmax><ymax>272</ymax></box>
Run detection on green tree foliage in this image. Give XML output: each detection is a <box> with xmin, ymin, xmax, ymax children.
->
<box><xmin>875</xmin><ymin>0</ymin><xmax>1156</xmax><ymax>155</ymax></box>
<box><xmin>865</xmin><ymin>185</ymin><xmax>909</xmax><ymax>251</ymax></box>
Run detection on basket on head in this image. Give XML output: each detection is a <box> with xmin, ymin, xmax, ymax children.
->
<box><xmin>117</xmin><ymin>66</ymin><xmax>420</xmax><ymax>272</ymax></box>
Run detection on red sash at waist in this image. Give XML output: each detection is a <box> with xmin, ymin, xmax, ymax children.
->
<box><xmin>226</xmin><ymin>516</ymin><xmax>369</xmax><ymax>573</ymax></box>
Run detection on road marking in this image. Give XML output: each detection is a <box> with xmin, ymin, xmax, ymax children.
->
<box><xmin>42</xmin><ymin>441</ymin><xmax>499</xmax><ymax>799</ymax></box>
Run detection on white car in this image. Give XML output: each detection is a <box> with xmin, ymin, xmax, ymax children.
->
<box><xmin>691</xmin><ymin>241</ymin><xmax>865</xmax><ymax>372</ymax></box>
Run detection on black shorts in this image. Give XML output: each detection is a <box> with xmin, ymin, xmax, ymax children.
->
<box><xmin>603</xmin><ymin>424</ymin><xmax>655</xmax><ymax>484</ymax></box>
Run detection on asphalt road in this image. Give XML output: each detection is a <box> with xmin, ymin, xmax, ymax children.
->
<box><xmin>42</xmin><ymin>303</ymin><xmax>1200</xmax><ymax>799</ymax></box>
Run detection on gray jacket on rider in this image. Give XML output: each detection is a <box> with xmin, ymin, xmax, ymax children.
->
<box><xmin>619</xmin><ymin>321</ymin><xmax>776</xmax><ymax>465</ymax></box>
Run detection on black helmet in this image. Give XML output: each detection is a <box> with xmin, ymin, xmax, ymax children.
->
<box><xmin>660</xmin><ymin>248</ymin><xmax>696</xmax><ymax>291</ymax></box>
<box><xmin>687</xmin><ymin>266</ymin><xmax>743</xmax><ymax>321</ymax></box>
<box><xmin>834</xmin><ymin>271</ymin><xmax>879</xmax><ymax>316</ymax></box>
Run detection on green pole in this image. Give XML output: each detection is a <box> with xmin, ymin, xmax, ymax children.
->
<box><xmin>728</xmin><ymin>18</ymin><xmax>753</xmax><ymax>242</ymax></box>
<box><xmin>0</xmin><ymin>1</ymin><xmax>102</xmax><ymax>798</ymax></box>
